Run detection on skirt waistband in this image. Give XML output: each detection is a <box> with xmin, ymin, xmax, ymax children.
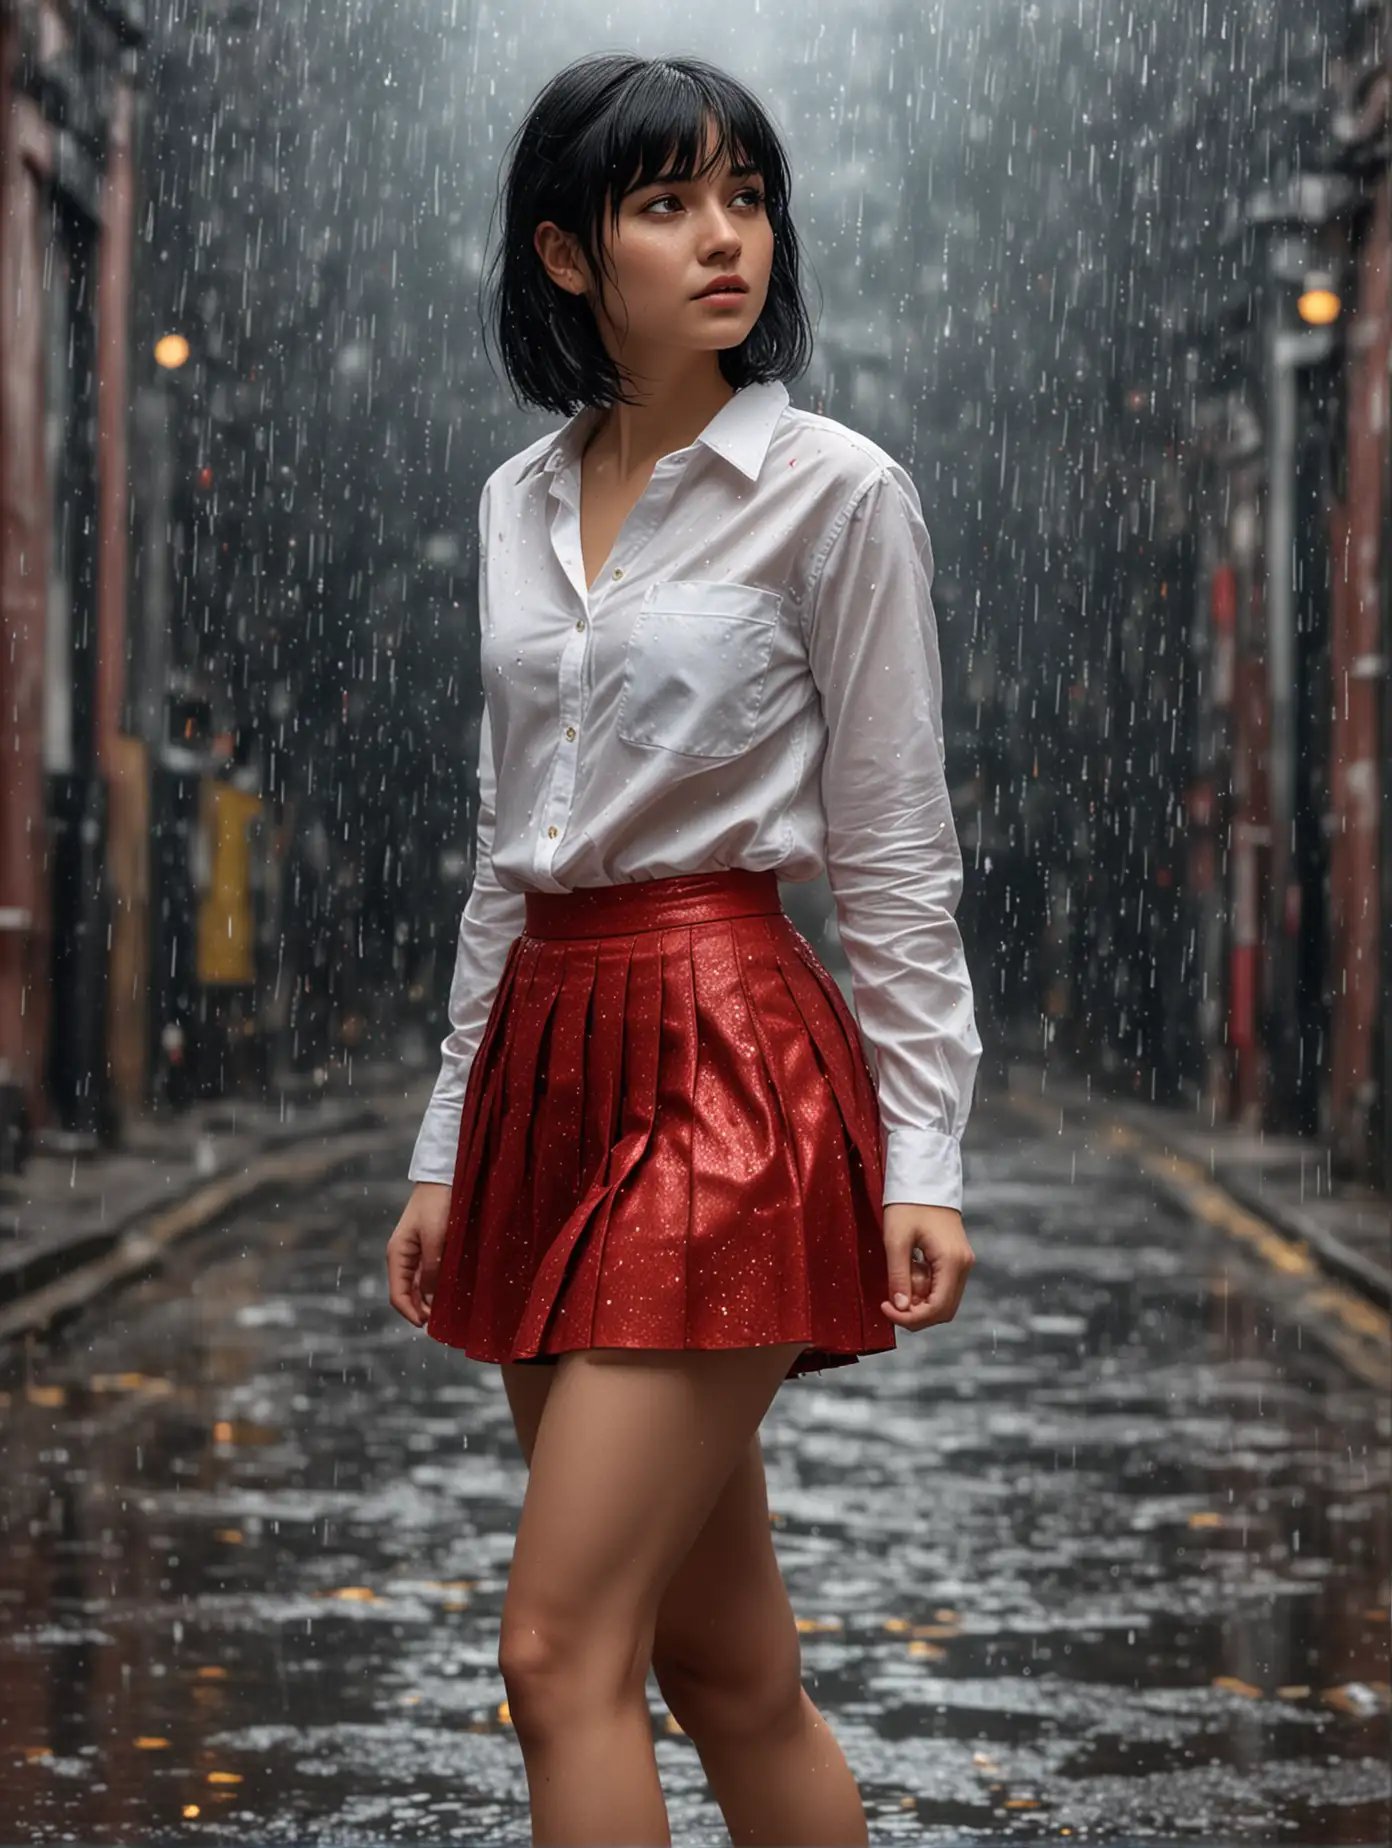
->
<box><xmin>523</xmin><ymin>869</ymin><xmax>782</xmax><ymax>940</ymax></box>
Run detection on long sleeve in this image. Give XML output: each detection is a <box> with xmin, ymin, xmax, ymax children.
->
<box><xmin>407</xmin><ymin>476</ymin><xmax>528</xmax><ymax>1184</ymax></box>
<box><xmin>804</xmin><ymin>463</ymin><xmax>983</xmax><ymax>1212</ymax></box>
<box><xmin>407</xmin><ymin>700</ymin><xmax>527</xmax><ymax>1182</ymax></box>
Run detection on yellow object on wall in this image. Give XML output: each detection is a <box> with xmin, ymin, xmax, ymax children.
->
<box><xmin>196</xmin><ymin>781</ymin><xmax>261</xmax><ymax>986</ymax></box>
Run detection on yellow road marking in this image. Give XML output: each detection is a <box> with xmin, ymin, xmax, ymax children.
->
<box><xmin>1002</xmin><ymin>1089</ymin><xmax>1390</xmax><ymax>1382</ymax></box>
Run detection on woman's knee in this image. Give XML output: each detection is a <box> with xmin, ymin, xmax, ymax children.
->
<box><xmin>649</xmin><ymin>1542</ymin><xmax>807</xmax><ymax>1743</ymax></box>
<box><xmin>648</xmin><ymin>1426</ymin><xmax>805</xmax><ymax>1740</ymax></box>
<box><xmin>499</xmin><ymin>1605</ymin><xmax>652</xmax><ymax>1732</ymax></box>
<box><xmin>654</xmin><ymin>1636</ymin><xmax>806</xmax><ymax>1744</ymax></box>
<box><xmin>498</xmin><ymin>1345</ymin><xmax>799</xmax><ymax>1732</ymax></box>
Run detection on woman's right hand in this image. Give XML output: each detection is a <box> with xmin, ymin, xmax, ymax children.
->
<box><xmin>386</xmin><ymin>1182</ymin><xmax>453</xmax><ymax>1327</ymax></box>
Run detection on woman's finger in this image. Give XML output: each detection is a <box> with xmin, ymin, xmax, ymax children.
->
<box><xmin>386</xmin><ymin>1235</ymin><xmax>426</xmax><ymax>1326</ymax></box>
<box><xmin>910</xmin><ymin>1248</ymin><xmax>931</xmax><ymax>1302</ymax></box>
<box><xmin>921</xmin><ymin>1261</ymin><xmax>963</xmax><ymax>1324</ymax></box>
<box><xmin>884</xmin><ymin>1253</ymin><xmax>967</xmax><ymax>1329</ymax></box>
<box><xmin>418</xmin><ymin>1225</ymin><xmax>450</xmax><ymax>1314</ymax></box>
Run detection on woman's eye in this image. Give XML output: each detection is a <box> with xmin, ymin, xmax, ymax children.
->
<box><xmin>643</xmin><ymin>188</ymin><xmax>765</xmax><ymax>214</ymax></box>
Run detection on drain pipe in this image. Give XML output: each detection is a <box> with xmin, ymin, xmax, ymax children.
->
<box><xmin>1265</xmin><ymin>318</ymin><xmax>1336</xmax><ymax>1129</ymax></box>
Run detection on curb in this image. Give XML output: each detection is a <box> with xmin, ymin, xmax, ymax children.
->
<box><xmin>1213</xmin><ymin>1168</ymin><xmax>1391</xmax><ymax>1310</ymax></box>
<box><xmin>0</xmin><ymin>1108</ymin><xmax>415</xmax><ymax>1350</ymax></box>
<box><xmin>1002</xmin><ymin>1083</ymin><xmax>1392</xmax><ymax>1391</ymax></box>
<box><xmin>0</xmin><ymin>1102</ymin><xmax>390</xmax><ymax>1311</ymax></box>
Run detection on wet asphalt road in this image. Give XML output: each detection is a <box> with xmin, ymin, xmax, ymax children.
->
<box><xmin>1</xmin><ymin>1093</ymin><xmax>1388</xmax><ymax>1846</ymax></box>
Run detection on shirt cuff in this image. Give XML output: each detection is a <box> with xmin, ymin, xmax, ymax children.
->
<box><xmin>881</xmin><ymin>1126</ymin><xmax>963</xmax><ymax>1212</ymax></box>
<box><xmin>407</xmin><ymin>1113</ymin><xmax>461</xmax><ymax>1187</ymax></box>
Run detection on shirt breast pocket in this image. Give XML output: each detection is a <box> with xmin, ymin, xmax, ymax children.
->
<box><xmin>615</xmin><ymin>579</ymin><xmax>783</xmax><ymax>760</ymax></box>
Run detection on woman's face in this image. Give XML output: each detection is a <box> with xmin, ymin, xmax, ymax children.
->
<box><xmin>536</xmin><ymin>122</ymin><xmax>775</xmax><ymax>365</ymax></box>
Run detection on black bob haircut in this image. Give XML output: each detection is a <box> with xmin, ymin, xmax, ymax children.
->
<box><xmin>480</xmin><ymin>52</ymin><xmax>816</xmax><ymax>414</ymax></box>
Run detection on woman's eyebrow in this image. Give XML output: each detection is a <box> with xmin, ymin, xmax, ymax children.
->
<box><xmin>639</xmin><ymin>166</ymin><xmax>763</xmax><ymax>191</ymax></box>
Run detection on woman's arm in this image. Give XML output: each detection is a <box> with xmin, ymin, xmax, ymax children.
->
<box><xmin>407</xmin><ymin>478</ymin><xmax>528</xmax><ymax>1183</ymax></box>
<box><xmin>804</xmin><ymin>462</ymin><xmax>983</xmax><ymax>1213</ymax></box>
<box><xmin>407</xmin><ymin>699</ymin><xmax>527</xmax><ymax>1183</ymax></box>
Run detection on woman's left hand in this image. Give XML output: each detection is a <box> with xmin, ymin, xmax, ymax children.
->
<box><xmin>880</xmin><ymin>1201</ymin><xmax>975</xmax><ymax>1331</ymax></box>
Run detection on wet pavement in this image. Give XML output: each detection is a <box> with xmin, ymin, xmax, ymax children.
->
<box><xmin>0</xmin><ymin>1093</ymin><xmax>1388</xmax><ymax>1845</ymax></box>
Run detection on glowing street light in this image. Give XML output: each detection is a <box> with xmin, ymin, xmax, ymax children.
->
<box><xmin>1297</xmin><ymin>275</ymin><xmax>1341</xmax><ymax>326</ymax></box>
<box><xmin>154</xmin><ymin>333</ymin><xmax>190</xmax><ymax>369</ymax></box>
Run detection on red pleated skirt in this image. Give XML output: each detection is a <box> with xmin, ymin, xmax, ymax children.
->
<box><xmin>425</xmin><ymin>868</ymin><xmax>897</xmax><ymax>1381</ymax></box>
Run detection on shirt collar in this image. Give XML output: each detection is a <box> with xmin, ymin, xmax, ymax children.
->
<box><xmin>511</xmin><ymin>378</ymin><xmax>790</xmax><ymax>489</ymax></box>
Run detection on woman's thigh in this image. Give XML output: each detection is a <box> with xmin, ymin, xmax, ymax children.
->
<box><xmin>500</xmin><ymin>1359</ymin><xmax>557</xmax><ymax>1467</ymax></box>
<box><xmin>645</xmin><ymin>1424</ymin><xmax>804</xmax><ymax>1730</ymax></box>
<box><xmin>501</xmin><ymin>1356</ymin><xmax>800</xmax><ymax>1701</ymax></box>
<box><xmin>497</xmin><ymin>1343</ymin><xmax>805</xmax><ymax>1704</ymax></box>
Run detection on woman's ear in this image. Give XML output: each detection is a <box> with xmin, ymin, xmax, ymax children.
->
<box><xmin>533</xmin><ymin>222</ymin><xmax>589</xmax><ymax>299</ymax></box>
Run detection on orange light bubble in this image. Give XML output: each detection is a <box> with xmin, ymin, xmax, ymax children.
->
<box><xmin>1297</xmin><ymin>288</ymin><xmax>1340</xmax><ymax>326</ymax></box>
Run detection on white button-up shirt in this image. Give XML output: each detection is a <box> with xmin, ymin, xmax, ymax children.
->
<box><xmin>408</xmin><ymin>378</ymin><xmax>983</xmax><ymax>1211</ymax></box>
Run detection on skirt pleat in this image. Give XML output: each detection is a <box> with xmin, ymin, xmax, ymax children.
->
<box><xmin>774</xmin><ymin>932</ymin><xmax>894</xmax><ymax>1357</ymax></box>
<box><xmin>426</xmin><ymin>871</ymin><xmax>897</xmax><ymax>1380</ymax></box>
<box><xmin>733</xmin><ymin>924</ymin><xmax>863</xmax><ymax>1348</ymax></box>
<box><xmin>529</xmin><ymin>944</ymin><xmax>595</xmax><ymax>1246</ymax></box>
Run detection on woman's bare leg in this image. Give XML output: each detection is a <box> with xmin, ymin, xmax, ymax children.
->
<box><xmin>500</xmin><ymin>1356</ymin><xmax>868</xmax><ymax>1845</ymax></box>
<box><xmin>498</xmin><ymin>1342</ymin><xmax>807</xmax><ymax>1847</ymax></box>
<box><xmin>648</xmin><ymin>1430</ymin><xmax>869</xmax><ymax>1846</ymax></box>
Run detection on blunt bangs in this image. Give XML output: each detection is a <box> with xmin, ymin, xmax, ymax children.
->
<box><xmin>481</xmin><ymin>53</ymin><xmax>815</xmax><ymax>413</ymax></box>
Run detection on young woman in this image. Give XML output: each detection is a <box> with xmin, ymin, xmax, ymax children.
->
<box><xmin>386</xmin><ymin>50</ymin><xmax>983</xmax><ymax>1847</ymax></box>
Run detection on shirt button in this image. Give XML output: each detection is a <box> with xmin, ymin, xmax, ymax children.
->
<box><xmin>565</xmin><ymin>726</ymin><xmax>577</xmax><ymax>741</ymax></box>
<box><xmin>612</xmin><ymin>567</ymin><xmax>624</xmax><ymax>580</ymax></box>
<box><xmin>575</xmin><ymin>618</ymin><xmax>586</xmax><ymax>632</ymax></box>
<box><xmin>547</xmin><ymin>826</ymin><xmax>559</xmax><ymax>839</ymax></box>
